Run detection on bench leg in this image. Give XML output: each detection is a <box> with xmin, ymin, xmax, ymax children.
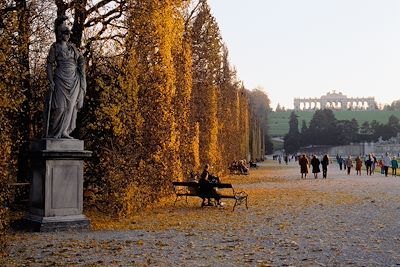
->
<box><xmin>174</xmin><ymin>195</ymin><xmax>189</xmax><ymax>206</ymax></box>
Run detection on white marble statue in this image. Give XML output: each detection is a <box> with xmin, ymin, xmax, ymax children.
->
<box><xmin>46</xmin><ymin>16</ymin><xmax>86</xmax><ymax>139</ymax></box>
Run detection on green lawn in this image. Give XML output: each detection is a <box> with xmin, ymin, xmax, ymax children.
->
<box><xmin>269</xmin><ymin>110</ymin><xmax>400</xmax><ymax>137</ymax></box>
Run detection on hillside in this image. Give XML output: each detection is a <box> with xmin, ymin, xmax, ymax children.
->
<box><xmin>269</xmin><ymin>110</ymin><xmax>400</xmax><ymax>137</ymax></box>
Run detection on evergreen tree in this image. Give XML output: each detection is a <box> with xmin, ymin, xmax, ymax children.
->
<box><xmin>388</xmin><ymin>115</ymin><xmax>400</xmax><ymax>133</ymax></box>
<box><xmin>336</xmin><ymin>119</ymin><xmax>359</xmax><ymax>144</ymax></box>
<box><xmin>305</xmin><ymin>109</ymin><xmax>340</xmax><ymax>145</ymax></box>
<box><xmin>288</xmin><ymin>111</ymin><xmax>300</xmax><ymax>135</ymax></box>
<box><xmin>284</xmin><ymin>111</ymin><xmax>300</xmax><ymax>153</ymax></box>
<box><xmin>360</xmin><ymin>121</ymin><xmax>371</xmax><ymax>135</ymax></box>
<box><xmin>301</xmin><ymin>120</ymin><xmax>308</xmax><ymax>133</ymax></box>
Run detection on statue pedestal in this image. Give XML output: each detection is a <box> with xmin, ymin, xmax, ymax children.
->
<box><xmin>25</xmin><ymin>139</ymin><xmax>92</xmax><ymax>232</ymax></box>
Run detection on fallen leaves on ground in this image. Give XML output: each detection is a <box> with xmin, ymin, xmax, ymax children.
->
<box><xmin>3</xmin><ymin>161</ymin><xmax>400</xmax><ymax>266</ymax></box>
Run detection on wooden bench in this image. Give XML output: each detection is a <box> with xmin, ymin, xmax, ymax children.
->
<box><xmin>172</xmin><ymin>181</ymin><xmax>248</xmax><ymax>211</ymax></box>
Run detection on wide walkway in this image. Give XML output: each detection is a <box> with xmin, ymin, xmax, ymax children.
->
<box><xmin>3</xmin><ymin>160</ymin><xmax>400</xmax><ymax>266</ymax></box>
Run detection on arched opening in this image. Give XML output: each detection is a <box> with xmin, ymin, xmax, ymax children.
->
<box><xmin>325</xmin><ymin>102</ymin><xmax>331</xmax><ymax>109</ymax></box>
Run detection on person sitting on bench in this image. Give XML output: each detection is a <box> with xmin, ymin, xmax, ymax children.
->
<box><xmin>199</xmin><ymin>164</ymin><xmax>222</xmax><ymax>206</ymax></box>
<box><xmin>238</xmin><ymin>160</ymin><xmax>249</xmax><ymax>174</ymax></box>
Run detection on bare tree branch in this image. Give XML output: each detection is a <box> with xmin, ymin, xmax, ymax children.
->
<box><xmin>84</xmin><ymin>3</ymin><xmax>125</xmax><ymax>28</ymax></box>
<box><xmin>87</xmin><ymin>0</ymin><xmax>117</xmax><ymax>15</ymax></box>
<box><xmin>185</xmin><ymin>0</ymin><xmax>205</xmax><ymax>28</ymax></box>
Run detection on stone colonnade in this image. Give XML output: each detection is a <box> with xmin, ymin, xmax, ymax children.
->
<box><xmin>294</xmin><ymin>91</ymin><xmax>376</xmax><ymax>111</ymax></box>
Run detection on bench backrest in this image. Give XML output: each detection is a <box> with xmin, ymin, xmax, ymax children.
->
<box><xmin>172</xmin><ymin>181</ymin><xmax>199</xmax><ymax>187</ymax></box>
<box><xmin>172</xmin><ymin>181</ymin><xmax>233</xmax><ymax>189</ymax></box>
<box><xmin>213</xmin><ymin>183</ymin><xmax>233</xmax><ymax>189</ymax></box>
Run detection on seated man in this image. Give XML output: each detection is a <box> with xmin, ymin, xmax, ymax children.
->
<box><xmin>229</xmin><ymin>161</ymin><xmax>238</xmax><ymax>173</ymax></box>
<box><xmin>198</xmin><ymin>164</ymin><xmax>222</xmax><ymax>206</ymax></box>
<box><xmin>238</xmin><ymin>160</ymin><xmax>249</xmax><ymax>174</ymax></box>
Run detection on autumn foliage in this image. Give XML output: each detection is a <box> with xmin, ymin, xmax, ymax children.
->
<box><xmin>0</xmin><ymin>0</ymin><xmax>269</xmax><ymax>229</ymax></box>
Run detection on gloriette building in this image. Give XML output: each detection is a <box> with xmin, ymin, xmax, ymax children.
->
<box><xmin>293</xmin><ymin>90</ymin><xmax>376</xmax><ymax>111</ymax></box>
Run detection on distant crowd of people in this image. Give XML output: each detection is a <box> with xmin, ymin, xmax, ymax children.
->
<box><xmin>274</xmin><ymin>152</ymin><xmax>399</xmax><ymax>179</ymax></box>
<box><xmin>335</xmin><ymin>152</ymin><xmax>398</xmax><ymax>177</ymax></box>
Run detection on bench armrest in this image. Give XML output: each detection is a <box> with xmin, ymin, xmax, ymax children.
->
<box><xmin>234</xmin><ymin>191</ymin><xmax>248</xmax><ymax>199</ymax></box>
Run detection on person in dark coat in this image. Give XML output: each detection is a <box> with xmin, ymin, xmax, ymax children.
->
<box><xmin>198</xmin><ymin>164</ymin><xmax>221</xmax><ymax>206</ymax></box>
<box><xmin>355</xmin><ymin>156</ymin><xmax>363</xmax><ymax>175</ymax></box>
<box><xmin>321</xmin><ymin>154</ymin><xmax>329</xmax><ymax>179</ymax></box>
<box><xmin>299</xmin><ymin>154</ymin><xmax>309</xmax><ymax>178</ymax></box>
<box><xmin>365</xmin><ymin>154</ymin><xmax>373</xmax><ymax>175</ymax></box>
<box><xmin>338</xmin><ymin>156</ymin><xmax>344</xmax><ymax>170</ymax></box>
<box><xmin>310</xmin><ymin>155</ymin><xmax>321</xmax><ymax>179</ymax></box>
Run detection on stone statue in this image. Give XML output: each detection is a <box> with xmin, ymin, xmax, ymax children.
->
<box><xmin>45</xmin><ymin>15</ymin><xmax>86</xmax><ymax>139</ymax></box>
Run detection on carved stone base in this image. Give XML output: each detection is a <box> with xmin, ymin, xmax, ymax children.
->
<box><xmin>26</xmin><ymin>138</ymin><xmax>92</xmax><ymax>232</ymax></box>
<box><xmin>25</xmin><ymin>214</ymin><xmax>90</xmax><ymax>232</ymax></box>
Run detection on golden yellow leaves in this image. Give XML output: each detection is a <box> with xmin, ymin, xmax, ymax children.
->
<box><xmin>82</xmin><ymin>1</ymin><xmax>264</xmax><ymax>219</ymax></box>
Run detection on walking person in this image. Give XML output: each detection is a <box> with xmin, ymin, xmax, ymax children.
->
<box><xmin>284</xmin><ymin>155</ymin><xmax>288</xmax><ymax>165</ymax></box>
<box><xmin>310</xmin><ymin>155</ymin><xmax>321</xmax><ymax>179</ymax></box>
<box><xmin>338</xmin><ymin>156</ymin><xmax>344</xmax><ymax>170</ymax></box>
<box><xmin>321</xmin><ymin>154</ymin><xmax>329</xmax><ymax>179</ymax></box>
<box><xmin>391</xmin><ymin>157</ymin><xmax>398</xmax><ymax>177</ymax></box>
<box><xmin>299</xmin><ymin>154</ymin><xmax>309</xmax><ymax>179</ymax></box>
<box><xmin>345</xmin><ymin>156</ymin><xmax>353</xmax><ymax>175</ymax></box>
<box><xmin>355</xmin><ymin>156</ymin><xmax>363</xmax><ymax>176</ymax></box>
<box><xmin>383</xmin><ymin>152</ymin><xmax>391</xmax><ymax>177</ymax></box>
<box><xmin>378</xmin><ymin>159</ymin><xmax>384</xmax><ymax>175</ymax></box>
<box><xmin>371</xmin><ymin>154</ymin><xmax>377</xmax><ymax>174</ymax></box>
<box><xmin>365</xmin><ymin>154</ymin><xmax>373</xmax><ymax>175</ymax></box>
<box><xmin>343</xmin><ymin>156</ymin><xmax>347</xmax><ymax>171</ymax></box>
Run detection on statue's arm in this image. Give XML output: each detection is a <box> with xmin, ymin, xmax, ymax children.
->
<box><xmin>76</xmin><ymin>50</ymin><xmax>87</xmax><ymax>93</ymax></box>
<box><xmin>77</xmin><ymin>55</ymin><xmax>86</xmax><ymax>77</ymax></box>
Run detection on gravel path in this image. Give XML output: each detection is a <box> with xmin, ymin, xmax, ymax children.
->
<box><xmin>2</xmin><ymin>161</ymin><xmax>400</xmax><ymax>266</ymax></box>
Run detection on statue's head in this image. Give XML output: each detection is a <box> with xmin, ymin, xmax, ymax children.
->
<box><xmin>54</xmin><ymin>15</ymin><xmax>71</xmax><ymax>42</ymax></box>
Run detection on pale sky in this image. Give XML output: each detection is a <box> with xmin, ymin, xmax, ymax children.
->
<box><xmin>207</xmin><ymin>0</ymin><xmax>400</xmax><ymax>109</ymax></box>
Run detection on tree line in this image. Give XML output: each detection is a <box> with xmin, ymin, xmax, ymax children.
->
<box><xmin>0</xmin><ymin>0</ymin><xmax>271</xmax><ymax>237</ymax></box>
<box><xmin>284</xmin><ymin>109</ymin><xmax>400</xmax><ymax>153</ymax></box>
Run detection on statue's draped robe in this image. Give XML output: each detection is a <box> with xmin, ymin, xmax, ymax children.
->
<box><xmin>47</xmin><ymin>42</ymin><xmax>86</xmax><ymax>138</ymax></box>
